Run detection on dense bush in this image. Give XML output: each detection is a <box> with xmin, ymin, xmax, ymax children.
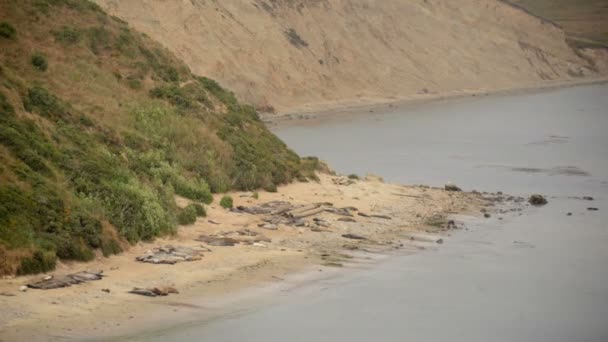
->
<box><xmin>17</xmin><ymin>251</ymin><xmax>57</xmax><ymax>275</ymax></box>
<box><xmin>31</xmin><ymin>52</ymin><xmax>48</xmax><ymax>71</ymax></box>
<box><xmin>220</xmin><ymin>195</ymin><xmax>233</xmax><ymax>209</ymax></box>
<box><xmin>0</xmin><ymin>22</ymin><xmax>16</xmax><ymax>40</ymax></box>
<box><xmin>177</xmin><ymin>204</ymin><xmax>198</xmax><ymax>225</ymax></box>
<box><xmin>192</xmin><ymin>203</ymin><xmax>206</xmax><ymax>217</ymax></box>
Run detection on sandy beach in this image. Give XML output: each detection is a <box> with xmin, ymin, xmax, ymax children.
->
<box><xmin>0</xmin><ymin>173</ymin><xmax>488</xmax><ymax>341</ymax></box>
<box><xmin>263</xmin><ymin>76</ymin><xmax>608</xmax><ymax>126</ymax></box>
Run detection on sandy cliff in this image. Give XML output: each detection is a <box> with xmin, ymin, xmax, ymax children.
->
<box><xmin>95</xmin><ymin>0</ymin><xmax>608</xmax><ymax>113</ymax></box>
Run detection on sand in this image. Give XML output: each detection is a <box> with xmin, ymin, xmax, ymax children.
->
<box><xmin>0</xmin><ymin>174</ymin><xmax>486</xmax><ymax>340</ymax></box>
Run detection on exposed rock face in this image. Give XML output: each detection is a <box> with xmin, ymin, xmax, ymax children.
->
<box><xmin>94</xmin><ymin>0</ymin><xmax>608</xmax><ymax>114</ymax></box>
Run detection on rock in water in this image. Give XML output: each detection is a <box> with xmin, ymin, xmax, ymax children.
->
<box><xmin>445</xmin><ymin>183</ymin><xmax>462</xmax><ymax>192</ymax></box>
<box><xmin>529</xmin><ymin>194</ymin><xmax>548</xmax><ymax>206</ymax></box>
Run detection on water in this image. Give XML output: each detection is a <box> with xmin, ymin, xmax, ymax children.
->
<box><xmin>131</xmin><ymin>84</ymin><xmax>608</xmax><ymax>341</ymax></box>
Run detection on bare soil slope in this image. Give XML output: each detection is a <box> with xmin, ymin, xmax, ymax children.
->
<box><xmin>94</xmin><ymin>0</ymin><xmax>608</xmax><ymax>114</ymax></box>
<box><xmin>507</xmin><ymin>0</ymin><xmax>608</xmax><ymax>46</ymax></box>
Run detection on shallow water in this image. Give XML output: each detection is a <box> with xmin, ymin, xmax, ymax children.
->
<box><xmin>130</xmin><ymin>84</ymin><xmax>608</xmax><ymax>341</ymax></box>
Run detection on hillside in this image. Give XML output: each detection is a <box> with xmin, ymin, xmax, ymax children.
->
<box><xmin>94</xmin><ymin>0</ymin><xmax>608</xmax><ymax>114</ymax></box>
<box><xmin>0</xmin><ymin>0</ymin><xmax>318</xmax><ymax>275</ymax></box>
<box><xmin>506</xmin><ymin>0</ymin><xmax>608</xmax><ymax>47</ymax></box>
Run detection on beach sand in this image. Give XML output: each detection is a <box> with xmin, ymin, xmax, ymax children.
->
<box><xmin>0</xmin><ymin>173</ymin><xmax>486</xmax><ymax>341</ymax></box>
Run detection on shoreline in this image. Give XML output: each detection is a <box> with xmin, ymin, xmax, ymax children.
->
<box><xmin>0</xmin><ymin>174</ymin><xmax>489</xmax><ymax>341</ymax></box>
<box><xmin>263</xmin><ymin>77</ymin><xmax>608</xmax><ymax>127</ymax></box>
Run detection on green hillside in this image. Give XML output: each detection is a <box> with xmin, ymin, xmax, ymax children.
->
<box><xmin>0</xmin><ymin>0</ymin><xmax>318</xmax><ymax>275</ymax></box>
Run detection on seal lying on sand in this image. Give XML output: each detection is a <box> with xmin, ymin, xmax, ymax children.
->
<box><xmin>27</xmin><ymin>270</ymin><xmax>104</xmax><ymax>290</ymax></box>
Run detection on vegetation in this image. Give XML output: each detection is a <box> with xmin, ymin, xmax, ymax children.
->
<box><xmin>31</xmin><ymin>52</ymin><xmax>48</xmax><ymax>71</ymax></box>
<box><xmin>177</xmin><ymin>204</ymin><xmax>198</xmax><ymax>225</ymax></box>
<box><xmin>348</xmin><ymin>174</ymin><xmax>360</xmax><ymax>180</ymax></box>
<box><xmin>220</xmin><ymin>195</ymin><xmax>234</xmax><ymax>209</ymax></box>
<box><xmin>0</xmin><ymin>0</ymin><xmax>324</xmax><ymax>276</ymax></box>
<box><xmin>192</xmin><ymin>203</ymin><xmax>206</xmax><ymax>217</ymax></box>
<box><xmin>0</xmin><ymin>21</ymin><xmax>16</xmax><ymax>40</ymax></box>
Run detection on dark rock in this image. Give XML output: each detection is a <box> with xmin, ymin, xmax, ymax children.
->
<box><xmin>567</xmin><ymin>212</ymin><xmax>573</xmax><ymax>216</ymax></box>
<box><xmin>446</xmin><ymin>220</ymin><xmax>457</xmax><ymax>229</ymax></box>
<box><xmin>445</xmin><ymin>184</ymin><xmax>462</xmax><ymax>192</ymax></box>
<box><xmin>128</xmin><ymin>288</ymin><xmax>158</xmax><ymax>297</ymax></box>
<box><xmin>582</xmin><ymin>196</ymin><xmax>594</xmax><ymax>201</ymax></box>
<box><xmin>529</xmin><ymin>194</ymin><xmax>548</xmax><ymax>206</ymax></box>
<box><xmin>484</xmin><ymin>213</ymin><xmax>491</xmax><ymax>218</ymax></box>
<box><xmin>338</xmin><ymin>217</ymin><xmax>356</xmax><ymax>222</ymax></box>
<box><xmin>587</xmin><ymin>207</ymin><xmax>599</xmax><ymax>211</ymax></box>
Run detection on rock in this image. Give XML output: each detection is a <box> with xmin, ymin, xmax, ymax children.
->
<box><xmin>529</xmin><ymin>194</ymin><xmax>548</xmax><ymax>206</ymax></box>
<box><xmin>582</xmin><ymin>196</ymin><xmax>594</xmax><ymax>201</ymax></box>
<box><xmin>587</xmin><ymin>207</ymin><xmax>599</xmax><ymax>211</ymax></box>
<box><xmin>252</xmin><ymin>242</ymin><xmax>268</xmax><ymax>248</ymax></box>
<box><xmin>342</xmin><ymin>233</ymin><xmax>367</xmax><ymax>240</ymax></box>
<box><xmin>484</xmin><ymin>213</ymin><xmax>491</xmax><ymax>218</ymax></box>
<box><xmin>208</xmin><ymin>220</ymin><xmax>221</xmax><ymax>225</ymax></box>
<box><xmin>0</xmin><ymin>292</ymin><xmax>16</xmax><ymax>297</ymax></box>
<box><xmin>102</xmin><ymin>288</ymin><xmax>111</xmax><ymax>293</ymax></box>
<box><xmin>567</xmin><ymin>212</ymin><xmax>573</xmax><ymax>216</ymax></box>
<box><xmin>19</xmin><ymin>285</ymin><xmax>28</xmax><ymax>292</ymax></box>
<box><xmin>338</xmin><ymin>217</ymin><xmax>356</xmax><ymax>222</ymax></box>
<box><xmin>444</xmin><ymin>183</ymin><xmax>462</xmax><ymax>192</ymax></box>
<box><xmin>446</xmin><ymin>220</ymin><xmax>457</xmax><ymax>229</ymax></box>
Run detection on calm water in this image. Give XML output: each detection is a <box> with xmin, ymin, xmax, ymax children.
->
<box><xmin>129</xmin><ymin>84</ymin><xmax>608</xmax><ymax>342</ymax></box>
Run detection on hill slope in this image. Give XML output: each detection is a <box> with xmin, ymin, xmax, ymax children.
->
<box><xmin>506</xmin><ymin>0</ymin><xmax>608</xmax><ymax>46</ymax></box>
<box><xmin>94</xmin><ymin>0</ymin><xmax>608</xmax><ymax>114</ymax></box>
<box><xmin>0</xmin><ymin>0</ymin><xmax>317</xmax><ymax>275</ymax></box>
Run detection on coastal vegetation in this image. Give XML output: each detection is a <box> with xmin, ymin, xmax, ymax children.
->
<box><xmin>0</xmin><ymin>0</ymin><xmax>319</xmax><ymax>275</ymax></box>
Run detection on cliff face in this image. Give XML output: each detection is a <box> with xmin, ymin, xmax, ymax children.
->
<box><xmin>94</xmin><ymin>0</ymin><xmax>607</xmax><ymax>113</ymax></box>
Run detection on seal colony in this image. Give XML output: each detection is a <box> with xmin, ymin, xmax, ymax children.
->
<box><xmin>1</xmin><ymin>173</ymin><xmax>520</xmax><ymax>339</ymax></box>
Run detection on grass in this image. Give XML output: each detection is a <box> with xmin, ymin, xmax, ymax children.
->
<box><xmin>0</xmin><ymin>0</ymin><xmax>323</xmax><ymax>276</ymax></box>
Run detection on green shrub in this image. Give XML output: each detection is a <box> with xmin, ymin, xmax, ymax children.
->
<box><xmin>17</xmin><ymin>250</ymin><xmax>57</xmax><ymax>275</ymax></box>
<box><xmin>177</xmin><ymin>204</ymin><xmax>198</xmax><ymax>225</ymax></box>
<box><xmin>52</xmin><ymin>26</ymin><xmax>81</xmax><ymax>44</ymax></box>
<box><xmin>149</xmin><ymin>85</ymin><xmax>192</xmax><ymax>109</ymax></box>
<box><xmin>172</xmin><ymin>176</ymin><xmax>213</xmax><ymax>204</ymax></box>
<box><xmin>0</xmin><ymin>22</ymin><xmax>17</xmax><ymax>40</ymax></box>
<box><xmin>192</xmin><ymin>203</ymin><xmax>206</xmax><ymax>217</ymax></box>
<box><xmin>100</xmin><ymin>238</ymin><xmax>122</xmax><ymax>257</ymax></box>
<box><xmin>220</xmin><ymin>195</ymin><xmax>233</xmax><ymax>209</ymax></box>
<box><xmin>196</xmin><ymin>76</ymin><xmax>239</xmax><ymax>110</ymax></box>
<box><xmin>31</xmin><ymin>53</ymin><xmax>48</xmax><ymax>71</ymax></box>
<box><xmin>24</xmin><ymin>86</ymin><xmax>68</xmax><ymax>120</ymax></box>
<box><xmin>252</xmin><ymin>191</ymin><xmax>259</xmax><ymax>200</ymax></box>
<box><xmin>348</xmin><ymin>174</ymin><xmax>359</xmax><ymax>180</ymax></box>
